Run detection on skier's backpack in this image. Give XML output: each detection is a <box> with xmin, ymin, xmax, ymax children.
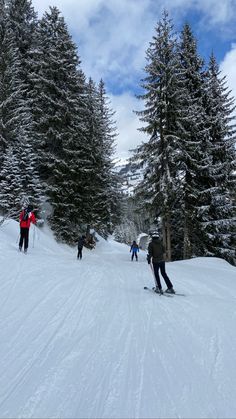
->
<box><xmin>22</xmin><ymin>209</ymin><xmax>29</xmax><ymax>221</ymax></box>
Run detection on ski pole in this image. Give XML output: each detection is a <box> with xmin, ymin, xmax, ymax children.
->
<box><xmin>16</xmin><ymin>232</ymin><xmax>20</xmax><ymax>244</ymax></box>
<box><xmin>33</xmin><ymin>224</ymin><xmax>36</xmax><ymax>248</ymax></box>
<box><xmin>36</xmin><ymin>225</ymin><xmax>40</xmax><ymax>241</ymax></box>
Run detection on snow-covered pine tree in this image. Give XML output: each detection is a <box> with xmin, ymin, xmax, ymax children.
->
<box><xmin>84</xmin><ymin>78</ymin><xmax>112</xmax><ymax>238</ymax></box>
<box><xmin>199</xmin><ymin>53</ymin><xmax>236</xmax><ymax>263</ymax></box>
<box><xmin>133</xmin><ymin>10</ymin><xmax>184</xmax><ymax>260</ymax></box>
<box><xmin>0</xmin><ymin>146</ymin><xmax>23</xmax><ymax>218</ymax></box>
<box><xmin>177</xmin><ymin>23</ymin><xmax>211</xmax><ymax>259</ymax></box>
<box><xmin>96</xmin><ymin>79</ymin><xmax>118</xmax><ymax>236</ymax></box>
<box><xmin>6</xmin><ymin>0</ymin><xmax>38</xmax><ymax>140</ymax></box>
<box><xmin>114</xmin><ymin>192</ymin><xmax>149</xmax><ymax>244</ymax></box>
<box><xmin>31</xmin><ymin>7</ymin><xmax>90</xmax><ymax>243</ymax></box>
<box><xmin>0</xmin><ymin>0</ymin><xmax>7</xmax><ymax>167</ymax></box>
<box><xmin>0</xmin><ymin>1</ymin><xmax>43</xmax><ymax>215</ymax></box>
<box><xmin>17</xmin><ymin>133</ymin><xmax>43</xmax><ymax>211</ymax></box>
<box><xmin>7</xmin><ymin>0</ymin><xmax>37</xmax><ymax>80</ymax></box>
<box><xmin>113</xmin><ymin>218</ymin><xmax>138</xmax><ymax>245</ymax></box>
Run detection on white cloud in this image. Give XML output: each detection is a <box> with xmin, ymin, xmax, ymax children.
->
<box><xmin>110</xmin><ymin>92</ymin><xmax>145</xmax><ymax>161</ymax></box>
<box><xmin>220</xmin><ymin>43</ymin><xmax>236</xmax><ymax>109</ymax></box>
<box><xmin>160</xmin><ymin>0</ymin><xmax>236</xmax><ymax>25</ymax></box>
<box><xmin>32</xmin><ymin>0</ymin><xmax>153</xmax><ymax>159</ymax></box>
<box><xmin>31</xmin><ymin>0</ymin><xmax>236</xmax><ymax>159</ymax></box>
<box><xmin>195</xmin><ymin>0</ymin><xmax>236</xmax><ymax>25</ymax></box>
<box><xmin>32</xmin><ymin>0</ymin><xmax>236</xmax><ymax>87</ymax></box>
<box><xmin>32</xmin><ymin>0</ymin><xmax>154</xmax><ymax>82</ymax></box>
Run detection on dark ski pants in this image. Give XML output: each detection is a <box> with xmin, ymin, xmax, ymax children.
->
<box><xmin>19</xmin><ymin>227</ymin><xmax>29</xmax><ymax>251</ymax></box>
<box><xmin>131</xmin><ymin>251</ymin><xmax>138</xmax><ymax>261</ymax></box>
<box><xmin>152</xmin><ymin>261</ymin><xmax>173</xmax><ymax>290</ymax></box>
<box><xmin>77</xmin><ymin>248</ymin><xmax>83</xmax><ymax>259</ymax></box>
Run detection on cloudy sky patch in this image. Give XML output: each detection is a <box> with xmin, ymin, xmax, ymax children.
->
<box><xmin>32</xmin><ymin>0</ymin><xmax>236</xmax><ymax>160</ymax></box>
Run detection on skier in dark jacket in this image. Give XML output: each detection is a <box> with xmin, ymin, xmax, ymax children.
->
<box><xmin>130</xmin><ymin>240</ymin><xmax>139</xmax><ymax>261</ymax></box>
<box><xmin>19</xmin><ymin>205</ymin><xmax>36</xmax><ymax>253</ymax></box>
<box><xmin>77</xmin><ymin>235</ymin><xmax>86</xmax><ymax>259</ymax></box>
<box><xmin>147</xmin><ymin>233</ymin><xmax>175</xmax><ymax>294</ymax></box>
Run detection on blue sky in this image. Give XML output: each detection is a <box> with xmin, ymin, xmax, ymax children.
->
<box><xmin>32</xmin><ymin>0</ymin><xmax>236</xmax><ymax>161</ymax></box>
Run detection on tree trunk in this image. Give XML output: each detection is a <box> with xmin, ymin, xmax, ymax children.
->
<box><xmin>162</xmin><ymin>216</ymin><xmax>171</xmax><ymax>261</ymax></box>
<box><xmin>183</xmin><ymin>169</ymin><xmax>192</xmax><ymax>260</ymax></box>
<box><xmin>166</xmin><ymin>216</ymin><xmax>171</xmax><ymax>261</ymax></box>
<box><xmin>86</xmin><ymin>224</ymin><xmax>90</xmax><ymax>239</ymax></box>
<box><xmin>183</xmin><ymin>215</ymin><xmax>191</xmax><ymax>259</ymax></box>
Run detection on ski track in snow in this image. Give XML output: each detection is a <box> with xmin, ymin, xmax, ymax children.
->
<box><xmin>0</xmin><ymin>221</ymin><xmax>236</xmax><ymax>418</ymax></box>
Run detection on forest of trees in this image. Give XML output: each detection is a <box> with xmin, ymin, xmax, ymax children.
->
<box><xmin>0</xmin><ymin>3</ymin><xmax>235</xmax><ymax>264</ymax></box>
<box><xmin>0</xmin><ymin>0</ymin><xmax>121</xmax><ymax>243</ymax></box>
<box><xmin>132</xmin><ymin>10</ymin><xmax>236</xmax><ymax>265</ymax></box>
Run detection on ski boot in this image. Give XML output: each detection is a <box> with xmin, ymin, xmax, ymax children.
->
<box><xmin>165</xmin><ymin>287</ymin><xmax>175</xmax><ymax>294</ymax></box>
<box><xmin>154</xmin><ymin>287</ymin><xmax>163</xmax><ymax>295</ymax></box>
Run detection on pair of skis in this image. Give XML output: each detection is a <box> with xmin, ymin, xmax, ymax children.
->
<box><xmin>144</xmin><ymin>286</ymin><xmax>185</xmax><ymax>297</ymax></box>
<box><xmin>146</xmin><ymin>262</ymin><xmax>186</xmax><ymax>297</ymax></box>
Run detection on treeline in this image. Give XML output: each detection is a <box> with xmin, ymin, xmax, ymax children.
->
<box><xmin>0</xmin><ymin>0</ymin><xmax>120</xmax><ymax>243</ymax></box>
<box><xmin>133</xmin><ymin>11</ymin><xmax>236</xmax><ymax>265</ymax></box>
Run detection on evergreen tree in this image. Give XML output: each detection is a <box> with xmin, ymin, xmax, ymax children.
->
<box><xmin>114</xmin><ymin>192</ymin><xmax>149</xmax><ymax>243</ymax></box>
<box><xmin>0</xmin><ymin>0</ymin><xmax>43</xmax><ymax>214</ymax></box>
<box><xmin>84</xmin><ymin>78</ymin><xmax>104</xmax><ymax>230</ymax></box>
<box><xmin>0</xmin><ymin>2</ymin><xmax>40</xmax><ymax>214</ymax></box>
<box><xmin>0</xmin><ymin>0</ymin><xmax>7</xmax><ymax>175</ymax></box>
<box><xmin>96</xmin><ymin>79</ymin><xmax>117</xmax><ymax>236</ymax></box>
<box><xmin>17</xmin><ymin>132</ymin><xmax>43</xmax><ymax>210</ymax></box>
<box><xmin>200</xmin><ymin>53</ymin><xmax>236</xmax><ymax>263</ymax></box>
<box><xmin>7</xmin><ymin>0</ymin><xmax>37</xmax><ymax>82</ymax></box>
<box><xmin>0</xmin><ymin>0</ymin><xmax>6</xmax><ymax>165</ymax></box>
<box><xmin>113</xmin><ymin>217</ymin><xmax>138</xmax><ymax>245</ymax></box>
<box><xmin>31</xmin><ymin>7</ymin><xmax>91</xmax><ymax>242</ymax></box>
<box><xmin>84</xmin><ymin>78</ymin><xmax>115</xmax><ymax>238</ymax></box>
<box><xmin>133</xmin><ymin>16</ymin><xmax>236</xmax><ymax>265</ymax></box>
<box><xmin>177</xmin><ymin>23</ymin><xmax>211</xmax><ymax>259</ymax></box>
<box><xmin>0</xmin><ymin>146</ymin><xmax>23</xmax><ymax>217</ymax></box>
<box><xmin>5</xmin><ymin>0</ymin><xmax>38</xmax><ymax>142</ymax></box>
<box><xmin>0</xmin><ymin>0</ymin><xmax>13</xmax><ymax>165</ymax></box>
<box><xmin>133</xmin><ymin>10</ymin><xmax>184</xmax><ymax>260</ymax></box>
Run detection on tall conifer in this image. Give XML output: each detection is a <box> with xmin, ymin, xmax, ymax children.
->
<box><xmin>31</xmin><ymin>7</ymin><xmax>90</xmax><ymax>242</ymax></box>
<box><xmin>133</xmin><ymin>10</ymin><xmax>183</xmax><ymax>260</ymax></box>
<box><xmin>0</xmin><ymin>0</ymin><xmax>43</xmax><ymax>213</ymax></box>
<box><xmin>178</xmin><ymin>23</ymin><xmax>210</xmax><ymax>258</ymax></box>
<box><xmin>200</xmin><ymin>53</ymin><xmax>236</xmax><ymax>262</ymax></box>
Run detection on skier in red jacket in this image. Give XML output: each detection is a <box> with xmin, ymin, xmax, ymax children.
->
<box><xmin>19</xmin><ymin>205</ymin><xmax>36</xmax><ymax>253</ymax></box>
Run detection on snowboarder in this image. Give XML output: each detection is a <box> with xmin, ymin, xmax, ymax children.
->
<box><xmin>19</xmin><ymin>205</ymin><xmax>36</xmax><ymax>253</ymax></box>
<box><xmin>77</xmin><ymin>235</ymin><xmax>86</xmax><ymax>259</ymax></box>
<box><xmin>147</xmin><ymin>232</ymin><xmax>175</xmax><ymax>294</ymax></box>
<box><xmin>130</xmin><ymin>240</ymin><xmax>139</xmax><ymax>261</ymax></box>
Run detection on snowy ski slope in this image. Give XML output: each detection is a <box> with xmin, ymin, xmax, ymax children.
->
<box><xmin>0</xmin><ymin>219</ymin><xmax>236</xmax><ymax>418</ymax></box>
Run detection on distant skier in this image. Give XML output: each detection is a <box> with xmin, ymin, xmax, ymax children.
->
<box><xmin>147</xmin><ymin>232</ymin><xmax>175</xmax><ymax>294</ymax></box>
<box><xmin>19</xmin><ymin>205</ymin><xmax>36</xmax><ymax>253</ymax></box>
<box><xmin>130</xmin><ymin>240</ymin><xmax>139</xmax><ymax>261</ymax></box>
<box><xmin>77</xmin><ymin>235</ymin><xmax>86</xmax><ymax>259</ymax></box>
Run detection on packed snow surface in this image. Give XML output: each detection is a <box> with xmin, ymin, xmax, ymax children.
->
<box><xmin>0</xmin><ymin>220</ymin><xmax>236</xmax><ymax>418</ymax></box>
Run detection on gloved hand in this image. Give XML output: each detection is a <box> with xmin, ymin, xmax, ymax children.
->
<box><xmin>147</xmin><ymin>255</ymin><xmax>151</xmax><ymax>264</ymax></box>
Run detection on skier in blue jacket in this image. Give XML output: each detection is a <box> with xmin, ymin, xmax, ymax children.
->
<box><xmin>130</xmin><ymin>240</ymin><xmax>139</xmax><ymax>261</ymax></box>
